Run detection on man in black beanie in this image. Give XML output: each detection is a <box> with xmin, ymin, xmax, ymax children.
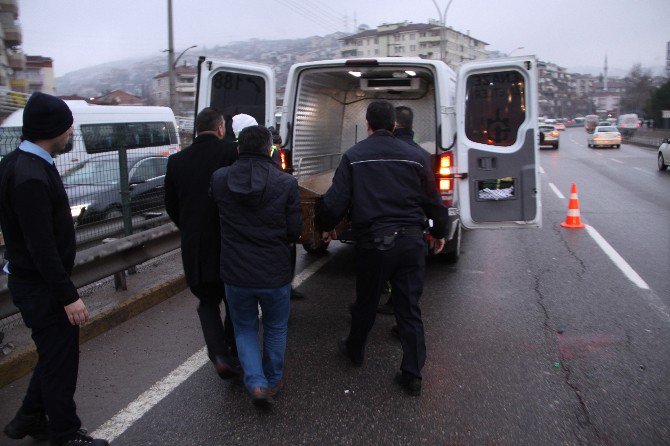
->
<box><xmin>0</xmin><ymin>92</ymin><xmax>109</xmax><ymax>446</ymax></box>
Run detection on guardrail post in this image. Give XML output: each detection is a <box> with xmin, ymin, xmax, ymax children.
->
<box><xmin>102</xmin><ymin>238</ymin><xmax>127</xmax><ymax>291</ymax></box>
<box><xmin>117</xmin><ymin>148</ymin><xmax>137</xmax><ymax>275</ymax></box>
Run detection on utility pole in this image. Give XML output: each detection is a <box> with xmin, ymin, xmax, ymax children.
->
<box><xmin>167</xmin><ymin>0</ymin><xmax>176</xmax><ymax>111</ymax></box>
<box><xmin>432</xmin><ymin>0</ymin><xmax>453</xmax><ymax>65</ymax></box>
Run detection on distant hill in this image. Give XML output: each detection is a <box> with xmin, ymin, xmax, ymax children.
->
<box><xmin>55</xmin><ymin>33</ymin><xmax>347</xmax><ymax>100</ymax></box>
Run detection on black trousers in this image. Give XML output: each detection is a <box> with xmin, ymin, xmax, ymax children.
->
<box><xmin>347</xmin><ymin>236</ymin><xmax>427</xmax><ymax>378</ymax></box>
<box><xmin>190</xmin><ymin>282</ymin><xmax>237</xmax><ymax>361</ymax></box>
<box><xmin>8</xmin><ymin>277</ymin><xmax>81</xmax><ymax>442</ymax></box>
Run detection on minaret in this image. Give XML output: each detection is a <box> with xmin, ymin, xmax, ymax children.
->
<box><xmin>603</xmin><ymin>53</ymin><xmax>607</xmax><ymax>91</ymax></box>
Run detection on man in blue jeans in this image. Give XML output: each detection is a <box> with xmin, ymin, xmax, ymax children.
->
<box><xmin>210</xmin><ymin>125</ymin><xmax>302</xmax><ymax>408</ymax></box>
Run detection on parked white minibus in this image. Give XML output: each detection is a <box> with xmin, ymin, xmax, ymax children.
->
<box><xmin>0</xmin><ymin>101</ymin><xmax>180</xmax><ymax>172</ymax></box>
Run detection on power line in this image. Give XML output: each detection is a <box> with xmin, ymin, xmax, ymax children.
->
<box><xmin>276</xmin><ymin>0</ymin><xmax>339</xmax><ymax>31</ymax></box>
<box><xmin>301</xmin><ymin>0</ymin><xmax>344</xmax><ymax>28</ymax></box>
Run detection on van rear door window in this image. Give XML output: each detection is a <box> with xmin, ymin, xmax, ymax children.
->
<box><xmin>209</xmin><ymin>71</ymin><xmax>266</xmax><ymax>137</ymax></box>
<box><xmin>464</xmin><ymin>70</ymin><xmax>526</xmax><ymax>147</ymax></box>
<box><xmin>81</xmin><ymin>122</ymin><xmax>177</xmax><ymax>154</ymax></box>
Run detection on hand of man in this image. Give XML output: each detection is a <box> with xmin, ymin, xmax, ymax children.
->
<box><xmin>430</xmin><ymin>237</ymin><xmax>446</xmax><ymax>255</ymax></box>
<box><xmin>64</xmin><ymin>299</ymin><xmax>89</xmax><ymax>326</ymax></box>
<box><xmin>321</xmin><ymin>230</ymin><xmax>337</xmax><ymax>243</ymax></box>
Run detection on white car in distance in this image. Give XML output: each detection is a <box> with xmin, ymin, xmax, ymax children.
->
<box><xmin>588</xmin><ymin>126</ymin><xmax>622</xmax><ymax>149</ymax></box>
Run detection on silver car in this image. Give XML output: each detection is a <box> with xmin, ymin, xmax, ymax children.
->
<box><xmin>588</xmin><ymin>126</ymin><xmax>621</xmax><ymax>149</ymax></box>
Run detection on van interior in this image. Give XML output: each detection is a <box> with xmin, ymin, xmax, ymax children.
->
<box><xmin>288</xmin><ymin>67</ymin><xmax>438</xmax><ymax>177</ymax></box>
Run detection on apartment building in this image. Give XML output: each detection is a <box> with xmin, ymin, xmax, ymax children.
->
<box><xmin>13</xmin><ymin>55</ymin><xmax>55</xmax><ymax>94</ymax></box>
<box><xmin>339</xmin><ymin>20</ymin><xmax>488</xmax><ymax>68</ymax></box>
<box><xmin>537</xmin><ymin>61</ymin><xmax>574</xmax><ymax>118</ymax></box>
<box><xmin>152</xmin><ymin>63</ymin><xmax>197</xmax><ymax>115</ymax></box>
<box><xmin>0</xmin><ymin>0</ymin><xmax>25</xmax><ymax>91</ymax></box>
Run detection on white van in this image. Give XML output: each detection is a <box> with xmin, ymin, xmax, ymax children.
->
<box><xmin>196</xmin><ymin>56</ymin><xmax>541</xmax><ymax>261</ymax></box>
<box><xmin>0</xmin><ymin>101</ymin><xmax>180</xmax><ymax>172</ymax></box>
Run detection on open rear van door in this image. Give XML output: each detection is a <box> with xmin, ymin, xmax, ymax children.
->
<box><xmin>195</xmin><ymin>58</ymin><xmax>276</xmax><ymax>138</ymax></box>
<box><xmin>455</xmin><ymin>57</ymin><xmax>541</xmax><ymax>229</ymax></box>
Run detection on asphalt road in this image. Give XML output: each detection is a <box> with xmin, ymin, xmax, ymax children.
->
<box><xmin>1</xmin><ymin>128</ymin><xmax>669</xmax><ymax>445</ymax></box>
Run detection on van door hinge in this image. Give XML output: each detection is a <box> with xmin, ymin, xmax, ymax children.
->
<box><xmin>525</xmin><ymin>60</ymin><xmax>532</xmax><ymax>70</ymax></box>
<box><xmin>207</xmin><ymin>61</ymin><xmax>212</xmax><ymax>71</ymax></box>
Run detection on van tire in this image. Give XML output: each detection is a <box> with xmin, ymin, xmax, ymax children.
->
<box><xmin>442</xmin><ymin>223</ymin><xmax>461</xmax><ymax>264</ymax></box>
<box><xmin>659</xmin><ymin>153</ymin><xmax>667</xmax><ymax>171</ymax></box>
<box><xmin>302</xmin><ymin>240</ymin><xmax>330</xmax><ymax>254</ymax></box>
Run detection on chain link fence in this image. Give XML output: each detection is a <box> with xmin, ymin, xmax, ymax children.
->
<box><xmin>0</xmin><ymin>126</ymin><xmax>181</xmax><ymax>254</ymax></box>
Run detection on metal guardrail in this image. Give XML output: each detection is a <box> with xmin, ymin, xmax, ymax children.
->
<box><xmin>0</xmin><ymin>223</ymin><xmax>180</xmax><ymax>320</ymax></box>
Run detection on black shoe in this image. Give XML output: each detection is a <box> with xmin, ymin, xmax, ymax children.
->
<box><xmin>3</xmin><ymin>408</ymin><xmax>49</xmax><ymax>440</ymax></box>
<box><xmin>337</xmin><ymin>337</ymin><xmax>363</xmax><ymax>366</ymax></box>
<box><xmin>376</xmin><ymin>303</ymin><xmax>394</xmax><ymax>315</ymax></box>
<box><xmin>51</xmin><ymin>429</ymin><xmax>109</xmax><ymax>446</ymax></box>
<box><xmin>214</xmin><ymin>355</ymin><xmax>242</xmax><ymax>380</ymax></box>
<box><xmin>290</xmin><ymin>289</ymin><xmax>306</xmax><ymax>300</ymax></box>
<box><xmin>394</xmin><ymin>372</ymin><xmax>422</xmax><ymax>396</ymax></box>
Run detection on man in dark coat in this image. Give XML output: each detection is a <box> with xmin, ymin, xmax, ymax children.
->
<box><xmin>164</xmin><ymin>107</ymin><xmax>240</xmax><ymax>378</ymax></box>
<box><xmin>211</xmin><ymin>125</ymin><xmax>302</xmax><ymax>408</ymax></box>
<box><xmin>0</xmin><ymin>93</ymin><xmax>108</xmax><ymax>445</ymax></box>
<box><xmin>318</xmin><ymin>100</ymin><xmax>448</xmax><ymax>397</ymax></box>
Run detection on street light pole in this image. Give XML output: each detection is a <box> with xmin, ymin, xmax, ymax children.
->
<box><xmin>167</xmin><ymin>0</ymin><xmax>176</xmax><ymax>111</ymax></box>
<box><xmin>431</xmin><ymin>0</ymin><xmax>454</xmax><ymax>65</ymax></box>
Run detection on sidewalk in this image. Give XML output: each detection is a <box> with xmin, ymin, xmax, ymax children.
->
<box><xmin>0</xmin><ymin>250</ymin><xmax>187</xmax><ymax>388</ymax></box>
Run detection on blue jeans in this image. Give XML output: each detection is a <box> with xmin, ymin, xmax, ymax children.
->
<box><xmin>224</xmin><ymin>283</ymin><xmax>291</xmax><ymax>391</ymax></box>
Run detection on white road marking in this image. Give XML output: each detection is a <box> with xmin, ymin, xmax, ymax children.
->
<box><xmin>91</xmin><ymin>347</ymin><xmax>209</xmax><ymax>442</ymax></box>
<box><xmin>608</xmin><ymin>158</ymin><xmax>624</xmax><ymax>164</ymax></box>
<box><xmin>584</xmin><ymin>225</ymin><xmax>649</xmax><ymax>290</ymax></box>
<box><xmin>548</xmin><ymin>182</ymin><xmax>565</xmax><ymax>199</ymax></box>
<box><xmin>91</xmin><ymin>253</ymin><xmax>335</xmax><ymax>442</ymax></box>
<box><xmin>633</xmin><ymin>166</ymin><xmax>654</xmax><ymax>176</ymax></box>
<box><xmin>539</xmin><ymin>166</ymin><xmax>546</xmax><ymax>174</ymax></box>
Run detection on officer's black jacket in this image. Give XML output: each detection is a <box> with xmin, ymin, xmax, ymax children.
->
<box><xmin>0</xmin><ymin>149</ymin><xmax>78</xmax><ymax>305</ymax></box>
<box><xmin>319</xmin><ymin>130</ymin><xmax>448</xmax><ymax>240</ymax></box>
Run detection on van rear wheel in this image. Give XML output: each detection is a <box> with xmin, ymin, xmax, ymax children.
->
<box><xmin>659</xmin><ymin>153</ymin><xmax>668</xmax><ymax>171</ymax></box>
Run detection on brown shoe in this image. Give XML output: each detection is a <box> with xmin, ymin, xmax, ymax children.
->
<box><xmin>267</xmin><ymin>379</ymin><xmax>284</xmax><ymax>398</ymax></box>
<box><xmin>249</xmin><ymin>387</ymin><xmax>273</xmax><ymax>408</ymax></box>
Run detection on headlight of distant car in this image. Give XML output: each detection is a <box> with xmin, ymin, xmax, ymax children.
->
<box><xmin>551</xmin><ymin>131</ymin><xmax>559</xmax><ymax>137</ymax></box>
<box><xmin>70</xmin><ymin>203</ymin><xmax>89</xmax><ymax>218</ymax></box>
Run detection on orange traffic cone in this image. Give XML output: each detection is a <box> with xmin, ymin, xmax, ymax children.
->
<box><xmin>560</xmin><ymin>183</ymin><xmax>586</xmax><ymax>229</ymax></box>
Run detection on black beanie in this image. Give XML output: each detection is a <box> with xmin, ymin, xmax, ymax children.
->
<box><xmin>22</xmin><ymin>92</ymin><xmax>73</xmax><ymax>141</ymax></box>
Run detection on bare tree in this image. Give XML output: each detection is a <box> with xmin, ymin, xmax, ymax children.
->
<box><xmin>621</xmin><ymin>63</ymin><xmax>655</xmax><ymax>116</ymax></box>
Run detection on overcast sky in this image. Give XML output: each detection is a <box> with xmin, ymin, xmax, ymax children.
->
<box><xmin>19</xmin><ymin>0</ymin><xmax>670</xmax><ymax>77</ymax></box>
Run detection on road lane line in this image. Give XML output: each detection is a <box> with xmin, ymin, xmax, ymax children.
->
<box><xmin>633</xmin><ymin>166</ymin><xmax>655</xmax><ymax>175</ymax></box>
<box><xmin>91</xmin><ymin>347</ymin><xmax>209</xmax><ymax>442</ymax></box>
<box><xmin>539</xmin><ymin>166</ymin><xmax>545</xmax><ymax>174</ymax></box>
<box><xmin>91</xmin><ymin>252</ymin><xmax>335</xmax><ymax>442</ymax></box>
<box><xmin>548</xmin><ymin>182</ymin><xmax>565</xmax><ymax>199</ymax></box>
<box><xmin>585</xmin><ymin>225</ymin><xmax>649</xmax><ymax>290</ymax></box>
<box><xmin>608</xmin><ymin>158</ymin><xmax>624</xmax><ymax>164</ymax></box>
<box><xmin>293</xmin><ymin>255</ymin><xmax>333</xmax><ymax>287</ymax></box>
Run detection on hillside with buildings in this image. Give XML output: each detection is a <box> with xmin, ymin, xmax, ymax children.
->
<box><xmin>1</xmin><ymin>0</ymin><xmax>665</xmax><ymax>122</ymax></box>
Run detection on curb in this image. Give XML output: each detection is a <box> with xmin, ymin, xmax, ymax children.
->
<box><xmin>0</xmin><ymin>275</ymin><xmax>187</xmax><ymax>388</ymax></box>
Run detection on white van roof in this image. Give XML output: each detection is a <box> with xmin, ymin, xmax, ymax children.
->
<box><xmin>1</xmin><ymin>102</ymin><xmax>176</xmax><ymax>127</ymax></box>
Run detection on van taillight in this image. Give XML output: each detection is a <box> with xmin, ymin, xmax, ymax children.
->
<box><xmin>279</xmin><ymin>149</ymin><xmax>287</xmax><ymax>171</ymax></box>
<box><xmin>436</xmin><ymin>152</ymin><xmax>454</xmax><ymax>204</ymax></box>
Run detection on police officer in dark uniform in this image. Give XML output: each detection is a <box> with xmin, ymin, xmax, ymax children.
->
<box><xmin>317</xmin><ymin>100</ymin><xmax>448</xmax><ymax>396</ymax></box>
